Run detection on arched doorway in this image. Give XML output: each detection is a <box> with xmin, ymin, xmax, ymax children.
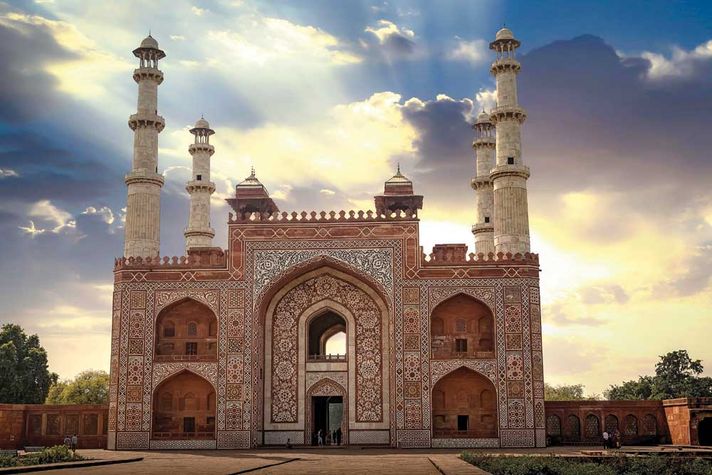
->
<box><xmin>699</xmin><ymin>417</ymin><xmax>712</xmax><ymax>446</ymax></box>
<box><xmin>152</xmin><ymin>371</ymin><xmax>215</xmax><ymax>440</ymax></box>
<box><xmin>305</xmin><ymin>379</ymin><xmax>347</xmax><ymax>446</ymax></box>
<box><xmin>308</xmin><ymin>311</ymin><xmax>346</xmax><ymax>361</ymax></box>
<box><xmin>155</xmin><ymin>299</ymin><xmax>217</xmax><ymax>361</ymax></box>
<box><xmin>432</xmin><ymin>367</ymin><xmax>497</xmax><ymax>438</ymax></box>
<box><xmin>430</xmin><ymin>294</ymin><xmax>494</xmax><ymax>359</ymax></box>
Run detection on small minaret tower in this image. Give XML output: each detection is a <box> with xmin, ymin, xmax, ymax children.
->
<box><xmin>471</xmin><ymin>110</ymin><xmax>496</xmax><ymax>255</ymax></box>
<box><xmin>489</xmin><ymin>27</ymin><xmax>531</xmax><ymax>254</ymax></box>
<box><xmin>184</xmin><ymin>117</ymin><xmax>216</xmax><ymax>250</ymax></box>
<box><xmin>124</xmin><ymin>34</ymin><xmax>166</xmax><ymax>258</ymax></box>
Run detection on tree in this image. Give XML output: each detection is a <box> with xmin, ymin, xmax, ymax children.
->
<box><xmin>45</xmin><ymin>370</ymin><xmax>109</xmax><ymax>405</ymax></box>
<box><xmin>605</xmin><ymin>350</ymin><xmax>712</xmax><ymax>400</ymax></box>
<box><xmin>545</xmin><ymin>383</ymin><xmax>600</xmax><ymax>401</ymax></box>
<box><xmin>0</xmin><ymin>323</ymin><xmax>58</xmax><ymax>403</ymax></box>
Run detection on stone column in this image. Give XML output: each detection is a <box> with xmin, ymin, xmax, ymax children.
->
<box><xmin>184</xmin><ymin>118</ymin><xmax>216</xmax><ymax>250</ymax></box>
<box><xmin>471</xmin><ymin>111</ymin><xmax>496</xmax><ymax>255</ymax></box>
<box><xmin>489</xmin><ymin>28</ymin><xmax>531</xmax><ymax>254</ymax></box>
<box><xmin>124</xmin><ymin>35</ymin><xmax>166</xmax><ymax>258</ymax></box>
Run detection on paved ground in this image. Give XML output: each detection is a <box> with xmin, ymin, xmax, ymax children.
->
<box><xmin>44</xmin><ymin>445</ymin><xmax>712</xmax><ymax>474</ymax></box>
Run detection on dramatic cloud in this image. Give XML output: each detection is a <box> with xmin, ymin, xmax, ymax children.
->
<box><xmin>447</xmin><ymin>38</ymin><xmax>488</xmax><ymax>65</ymax></box>
<box><xmin>364</xmin><ymin>19</ymin><xmax>417</xmax><ymax>57</ymax></box>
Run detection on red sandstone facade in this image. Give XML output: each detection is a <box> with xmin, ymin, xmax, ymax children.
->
<box><xmin>108</xmin><ymin>198</ymin><xmax>546</xmax><ymax>449</ymax></box>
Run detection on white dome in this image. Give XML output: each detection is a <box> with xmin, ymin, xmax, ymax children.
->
<box><xmin>476</xmin><ymin>110</ymin><xmax>491</xmax><ymax>123</ymax></box>
<box><xmin>140</xmin><ymin>35</ymin><xmax>159</xmax><ymax>49</ymax></box>
<box><xmin>194</xmin><ymin>117</ymin><xmax>210</xmax><ymax>129</ymax></box>
<box><xmin>495</xmin><ymin>27</ymin><xmax>514</xmax><ymax>40</ymax></box>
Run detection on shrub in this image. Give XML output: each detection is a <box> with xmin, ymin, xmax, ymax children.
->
<box><xmin>17</xmin><ymin>445</ymin><xmax>83</xmax><ymax>466</ymax></box>
<box><xmin>460</xmin><ymin>453</ymin><xmax>712</xmax><ymax>475</ymax></box>
<box><xmin>0</xmin><ymin>455</ymin><xmax>18</xmax><ymax>468</ymax></box>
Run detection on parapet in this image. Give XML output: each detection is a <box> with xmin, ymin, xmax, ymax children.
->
<box><xmin>422</xmin><ymin>244</ymin><xmax>539</xmax><ymax>266</ymax></box>
<box><xmin>115</xmin><ymin>247</ymin><xmax>227</xmax><ymax>270</ymax></box>
<box><xmin>228</xmin><ymin>209</ymin><xmax>419</xmax><ymax>223</ymax></box>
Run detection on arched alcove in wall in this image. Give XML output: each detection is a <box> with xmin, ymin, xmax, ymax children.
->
<box><xmin>307</xmin><ymin>311</ymin><xmax>347</xmax><ymax>361</ymax></box>
<box><xmin>431</xmin><ymin>367</ymin><xmax>497</xmax><ymax>438</ymax></box>
<box><xmin>152</xmin><ymin>371</ymin><xmax>215</xmax><ymax>440</ymax></box>
<box><xmin>155</xmin><ymin>298</ymin><xmax>217</xmax><ymax>361</ymax></box>
<box><xmin>430</xmin><ymin>294</ymin><xmax>494</xmax><ymax>358</ymax></box>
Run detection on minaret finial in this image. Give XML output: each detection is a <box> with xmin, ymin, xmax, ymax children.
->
<box><xmin>250</xmin><ymin>166</ymin><xmax>255</xmax><ymax>178</ymax></box>
<box><xmin>397</xmin><ymin>162</ymin><xmax>401</xmax><ymax>175</ymax></box>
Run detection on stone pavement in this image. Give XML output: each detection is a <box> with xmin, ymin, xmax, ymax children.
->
<box><xmin>46</xmin><ymin>448</ymin><xmax>487</xmax><ymax>474</ymax></box>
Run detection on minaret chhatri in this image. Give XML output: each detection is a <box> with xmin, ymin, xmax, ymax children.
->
<box><xmin>471</xmin><ymin>110</ymin><xmax>496</xmax><ymax>255</ymax></box>
<box><xmin>489</xmin><ymin>27</ymin><xmax>531</xmax><ymax>254</ymax></box>
<box><xmin>124</xmin><ymin>34</ymin><xmax>166</xmax><ymax>258</ymax></box>
<box><xmin>184</xmin><ymin>117</ymin><xmax>216</xmax><ymax>250</ymax></box>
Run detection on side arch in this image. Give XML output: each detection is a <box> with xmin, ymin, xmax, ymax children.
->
<box><xmin>151</xmin><ymin>370</ymin><xmax>216</xmax><ymax>440</ymax></box>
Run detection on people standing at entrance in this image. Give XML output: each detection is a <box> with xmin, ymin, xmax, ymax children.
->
<box><xmin>317</xmin><ymin>429</ymin><xmax>323</xmax><ymax>446</ymax></box>
<box><xmin>71</xmin><ymin>434</ymin><xmax>78</xmax><ymax>454</ymax></box>
<box><xmin>602</xmin><ymin>430</ymin><xmax>609</xmax><ymax>449</ymax></box>
<box><xmin>336</xmin><ymin>427</ymin><xmax>342</xmax><ymax>446</ymax></box>
<box><xmin>63</xmin><ymin>435</ymin><xmax>71</xmax><ymax>448</ymax></box>
<box><xmin>614</xmin><ymin>429</ymin><xmax>622</xmax><ymax>449</ymax></box>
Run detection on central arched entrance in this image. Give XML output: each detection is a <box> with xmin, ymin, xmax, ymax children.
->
<box><xmin>432</xmin><ymin>367</ymin><xmax>497</xmax><ymax>438</ymax></box>
<box><xmin>262</xmin><ymin>265</ymin><xmax>391</xmax><ymax>446</ymax></box>
<box><xmin>305</xmin><ymin>378</ymin><xmax>347</xmax><ymax>446</ymax></box>
<box><xmin>699</xmin><ymin>417</ymin><xmax>712</xmax><ymax>445</ymax></box>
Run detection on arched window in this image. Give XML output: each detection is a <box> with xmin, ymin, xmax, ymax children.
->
<box><xmin>480</xmin><ymin>389</ymin><xmax>495</xmax><ymax>407</ymax></box>
<box><xmin>181</xmin><ymin>392</ymin><xmax>198</xmax><ymax>411</ymax></box>
<box><xmin>566</xmin><ymin>415</ymin><xmax>581</xmax><ymax>441</ymax></box>
<box><xmin>187</xmin><ymin>321</ymin><xmax>197</xmax><ymax>336</ymax></box>
<box><xmin>547</xmin><ymin>415</ymin><xmax>562</xmax><ymax>436</ymax></box>
<box><xmin>624</xmin><ymin>414</ymin><xmax>638</xmax><ymax>436</ymax></box>
<box><xmin>605</xmin><ymin>414</ymin><xmax>619</xmax><ymax>433</ymax></box>
<box><xmin>642</xmin><ymin>414</ymin><xmax>657</xmax><ymax>436</ymax></box>
<box><xmin>584</xmin><ymin>414</ymin><xmax>600</xmax><ymax>439</ymax></box>
<box><xmin>308</xmin><ymin>311</ymin><xmax>346</xmax><ymax>360</ymax></box>
<box><xmin>208</xmin><ymin>321</ymin><xmax>217</xmax><ymax>337</ymax></box>
<box><xmin>163</xmin><ymin>321</ymin><xmax>175</xmax><ymax>338</ymax></box>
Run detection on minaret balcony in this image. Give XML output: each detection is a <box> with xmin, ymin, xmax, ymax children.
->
<box><xmin>133</xmin><ymin>68</ymin><xmax>164</xmax><ymax>84</ymax></box>
<box><xmin>470</xmin><ymin>176</ymin><xmax>492</xmax><ymax>190</ymax></box>
<box><xmin>489</xmin><ymin>164</ymin><xmax>530</xmax><ymax>181</ymax></box>
<box><xmin>189</xmin><ymin>143</ymin><xmax>215</xmax><ymax>155</ymax></box>
<box><xmin>472</xmin><ymin>137</ymin><xmax>496</xmax><ymax>149</ymax></box>
<box><xmin>125</xmin><ymin>170</ymin><xmax>165</xmax><ymax>187</ymax></box>
<box><xmin>489</xmin><ymin>106</ymin><xmax>526</xmax><ymax>124</ymax></box>
<box><xmin>472</xmin><ymin>223</ymin><xmax>494</xmax><ymax>235</ymax></box>
<box><xmin>186</xmin><ymin>180</ymin><xmax>216</xmax><ymax>193</ymax></box>
<box><xmin>128</xmin><ymin>113</ymin><xmax>166</xmax><ymax>132</ymax></box>
<box><xmin>489</xmin><ymin>57</ymin><xmax>521</xmax><ymax>74</ymax></box>
<box><xmin>184</xmin><ymin>226</ymin><xmax>216</xmax><ymax>238</ymax></box>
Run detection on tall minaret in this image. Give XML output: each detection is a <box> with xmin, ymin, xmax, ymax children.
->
<box><xmin>124</xmin><ymin>35</ymin><xmax>166</xmax><ymax>258</ymax></box>
<box><xmin>184</xmin><ymin>117</ymin><xmax>216</xmax><ymax>250</ymax></box>
<box><xmin>489</xmin><ymin>27</ymin><xmax>531</xmax><ymax>254</ymax></box>
<box><xmin>471</xmin><ymin>110</ymin><xmax>496</xmax><ymax>255</ymax></box>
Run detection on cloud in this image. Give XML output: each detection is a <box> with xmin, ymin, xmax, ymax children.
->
<box><xmin>170</xmin><ymin>34</ymin><xmax>185</xmax><ymax>41</ymax></box>
<box><xmin>0</xmin><ymin>168</ymin><xmax>18</xmax><ymax>178</ymax></box>
<box><xmin>18</xmin><ymin>220</ymin><xmax>46</xmax><ymax>237</ymax></box>
<box><xmin>81</xmin><ymin>206</ymin><xmax>115</xmax><ymax>225</ymax></box>
<box><xmin>28</xmin><ymin>199</ymin><xmax>75</xmax><ymax>233</ymax></box>
<box><xmin>447</xmin><ymin>38</ymin><xmax>488</xmax><ymax>65</ymax></box>
<box><xmin>640</xmin><ymin>39</ymin><xmax>712</xmax><ymax>80</ymax></box>
<box><xmin>191</xmin><ymin>6</ymin><xmax>207</xmax><ymax>16</ymax></box>
<box><xmin>208</xmin><ymin>16</ymin><xmax>362</xmax><ymax>66</ymax></box>
<box><xmin>364</xmin><ymin>19</ymin><xmax>417</xmax><ymax>56</ymax></box>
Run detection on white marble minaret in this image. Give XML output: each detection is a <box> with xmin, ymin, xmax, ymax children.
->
<box><xmin>489</xmin><ymin>27</ymin><xmax>531</xmax><ymax>254</ymax></box>
<box><xmin>124</xmin><ymin>35</ymin><xmax>166</xmax><ymax>258</ymax></box>
<box><xmin>184</xmin><ymin>117</ymin><xmax>216</xmax><ymax>250</ymax></box>
<box><xmin>471</xmin><ymin>110</ymin><xmax>496</xmax><ymax>255</ymax></box>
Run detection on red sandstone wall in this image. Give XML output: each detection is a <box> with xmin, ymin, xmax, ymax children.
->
<box><xmin>0</xmin><ymin>404</ymin><xmax>108</xmax><ymax>450</ymax></box>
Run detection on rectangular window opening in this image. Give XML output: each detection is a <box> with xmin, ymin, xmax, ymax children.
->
<box><xmin>484</xmin><ymin>216</ymin><xmax>490</xmax><ymax>223</ymax></box>
<box><xmin>458</xmin><ymin>415</ymin><xmax>469</xmax><ymax>431</ymax></box>
<box><xmin>455</xmin><ymin>338</ymin><xmax>468</xmax><ymax>352</ymax></box>
<box><xmin>507</xmin><ymin>157</ymin><xmax>515</xmax><ymax>165</ymax></box>
<box><xmin>196</xmin><ymin>174</ymin><xmax>202</xmax><ymax>180</ymax></box>
<box><xmin>186</xmin><ymin>342</ymin><xmax>198</xmax><ymax>355</ymax></box>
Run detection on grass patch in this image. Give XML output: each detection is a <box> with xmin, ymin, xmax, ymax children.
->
<box><xmin>0</xmin><ymin>445</ymin><xmax>85</xmax><ymax>468</ymax></box>
<box><xmin>460</xmin><ymin>453</ymin><xmax>712</xmax><ymax>475</ymax></box>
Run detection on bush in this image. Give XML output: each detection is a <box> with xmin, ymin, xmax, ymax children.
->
<box><xmin>460</xmin><ymin>453</ymin><xmax>712</xmax><ymax>475</ymax></box>
<box><xmin>0</xmin><ymin>455</ymin><xmax>18</xmax><ymax>468</ymax></box>
<box><xmin>17</xmin><ymin>445</ymin><xmax>84</xmax><ymax>466</ymax></box>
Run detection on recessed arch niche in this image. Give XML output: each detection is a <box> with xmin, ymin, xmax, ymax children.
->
<box><xmin>155</xmin><ymin>298</ymin><xmax>217</xmax><ymax>361</ymax></box>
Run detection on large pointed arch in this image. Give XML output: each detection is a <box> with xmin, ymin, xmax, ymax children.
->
<box><xmin>151</xmin><ymin>369</ymin><xmax>216</xmax><ymax>441</ymax></box>
<box><xmin>155</xmin><ymin>297</ymin><xmax>218</xmax><ymax>362</ymax></box>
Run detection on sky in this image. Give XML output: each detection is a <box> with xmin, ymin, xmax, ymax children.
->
<box><xmin>1</xmin><ymin>0</ymin><xmax>711</xmax><ymax>396</ymax></box>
